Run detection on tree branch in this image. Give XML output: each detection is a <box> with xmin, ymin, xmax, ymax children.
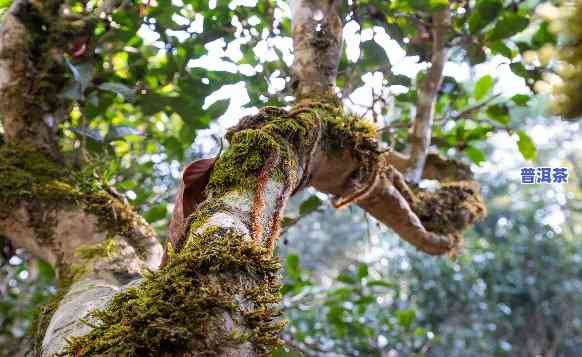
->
<box><xmin>406</xmin><ymin>9</ymin><xmax>450</xmax><ymax>183</ymax></box>
<box><xmin>0</xmin><ymin>3</ymin><xmax>163</xmax><ymax>354</ymax></box>
<box><xmin>289</xmin><ymin>0</ymin><xmax>343</xmax><ymax>99</ymax></box>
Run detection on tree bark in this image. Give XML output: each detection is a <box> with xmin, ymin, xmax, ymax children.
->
<box><xmin>0</xmin><ymin>1</ymin><xmax>484</xmax><ymax>356</ymax></box>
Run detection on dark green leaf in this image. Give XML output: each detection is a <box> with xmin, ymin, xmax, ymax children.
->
<box><xmin>356</xmin><ymin>263</ymin><xmax>369</xmax><ymax>280</ymax></box>
<box><xmin>532</xmin><ymin>22</ymin><xmax>557</xmax><ymax>49</ymax></box>
<box><xmin>467</xmin><ymin>43</ymin><xmax>486</xmax><ymax>65</ymax></box>
<box><xmin>337</xmin><ymin>274</ymin><xmax>356</xmax><ymax>285</ymax></box>
<box><xmin>486</xmin><ymin>104</ymin><xmax>511</xmax><ymax>125</ymax></box>
<box><xmin>486</xmin><ymin>13</ymin><xmax>529</xmax><ymax>42</ymax></box>
<box><xmin>511</xmin><ymin>94</ymin><xmax>530</xmax><ymax>106</ymax></box>
<box><xmin>468</xmin><ymin>0</ymin><xmax>503</xmax><ymax>33</ymax></box>
<box><xmin>509</xmin><ymin>62</ymin><xmax>529</xmax><ymax>78</ymax></box>
<box><xmin>366</xmin><ymin>280</ymin><xmax>395</xmax><ymax>288</ymax></box>
<box><xmin>488</xmin><ymin>41</ymin><xmax>513</xmax><ymax>59</ymax></box>
<box><xmin>299</xmin><ymin>195</ymin><xmax>322</xmax><ymax>216</ymax></box>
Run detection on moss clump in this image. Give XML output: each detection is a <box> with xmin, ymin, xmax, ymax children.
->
<box><xmin>0</xmin><ymin>143</ymin><xmax>153</xmax><ymax>257</ymax></box>
<box><xmin>76</xmin><ymin>239</ymin><xmax>119</xmax><ymax>260</ymax></box>
<box><xmin>208</xmin><ymin>129</ymin><xmax>282</xmax><ymax>195</ymax></box>
<box><xmin>0</xmin><ymin>143</ymin><xmax>67</xmax><ymax>206</ymax></box>
<box><xmin>63</xmin><ymin>227</ymin><xmax>285</xmax><ymax>356</ymax></box>
<box><xmin>207</xmin><ymin>103</ymin><xmax>378</xmax><ymax>197</ymax></box>
<box><xmin>207</xmin><ymin>107</ymin><xmax>320</xmax><ymax>196</ymax></box>
<box><xmin>411</xmin><ymin>181</ymin><xmax>487</xmax><ymax>235</ymax></box>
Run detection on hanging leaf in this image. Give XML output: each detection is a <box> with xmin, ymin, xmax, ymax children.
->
<box><xmin>299</xmin><ymin>195</ymin><xmax>323</xmax><ymax>216</ymax></box>
<box><xmin>509</xmin><ymin>62</ymin><xmax>529</xmax><ymax>78</ymax></box>
<box><xmin>396</xmin><ymin>308</ymin><xmax>417</xmax><ymax>330</ymax></box>
<box><xmin>466</xmin><ymin>146</ymin><xmax>486</xmax><ymax>164</ymax></box>
<box><xmin>486</xmin><ymin>104</ymin><xmax>511</xmax><ymax>125</ymax></box>
<box><xmin>474</xmin><ymin>75</ymin><xmax>494</xmax><ymax>101</ymax></box>
<box><xmin>516</xmin><ymin>130</ymin><xmax>536</xmax><ymax>161</ymax></box>
<box><xmin>356</xmin><ymin>263</ymin><xmax>369</xmax><ymax>280</ymax></box>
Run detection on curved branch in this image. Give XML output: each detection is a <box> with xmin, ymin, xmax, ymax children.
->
<box><xmin>306</xmin><ymin>104</ymin><xmax>485</xmax><ymax>256</ymax></box>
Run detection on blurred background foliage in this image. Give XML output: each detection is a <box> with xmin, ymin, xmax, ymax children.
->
<box><xmin>0</xmin><ymin>0</ymin><xmax>580</xmax><ymax>355</ymax></box>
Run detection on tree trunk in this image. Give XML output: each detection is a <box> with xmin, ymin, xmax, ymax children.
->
<box><xmin>0</xmin><ymin>1</ymin><xmax>485</xmax><ymax>356</ymax></box>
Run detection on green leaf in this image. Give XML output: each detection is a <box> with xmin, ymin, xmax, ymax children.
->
<box><xmin>337</xmin><ymin>274</ymin><xmax>356</xmax><ymax>285</ymax></box>
<box><xmin>429</xmin><ymin>0</ymin><xmax>448</xmax><ymax>11</ymax></box>
<box><xmin>466</xmin><ymin>146</ymin><xmax>486</xmax><ymax>164</ymax></box>
<box><xmin>516</xmin><ymin>130</ymin><xmax>536</xmax><ymax>161</ymax></box>
<box><xmin>37</xmin><ymin>260</ymin><xmax>56</xmax><ymax>282</ymax></box>
<box><xmin>468</xmin><ymin>0</ymin><xmax>503</xmax><ymax>33</ymax></box>
<box><xmin>144</xmin><ymin>204</ymin><xmax>167</xmax><ymax>223</ymax></box>
<box><xmin>474</xmin><ymin>75</ymin><xmax>494</xmax><ymax>101</ymax></box>
<box><xmin>511</xmin><ymin>94</ymin><xmax>530</xmax><ymax>106</ymax></box>
<box><xmin>509</xmin><ymin>62</ymin><xmax>529</xmax><ymax>78</ymax></box>
<box><xmin>0</xmin><ymin>0</ymin><xmax>12</xmax><ymax>9</ymax></box>
<box><xmin>396</xmin><ymin>308</ymin><xmax>417</xmax><ymax>330</ymax></box>
<box><xmin>486</xmin><ymin>13</ymin><xmax>529</xmax><ymax>42</ymax></box>
<box><xmin>531</xmin><ymin>22</ymin><xmax>557</xmax><ymax>49</ymax></box>
<box><xmin>486</xmin><ymin>104</ymin><xmax>511</xmax><ymax>125</ymax></box>
<box><xmin>299</xmin><ymin>195</ymin><xmax>322</xmax><ymax>216</ymax></box>
<box><xmin>366</xmin><ymin>280</ymin><xmax>395</xmax><ymax>288</ymax></box>
<box><xmin>285</xmin><ymin>254</ymin><xmax>300</xmax><ymax>279</ymax></box>
<box><xmin>356</xmin><ymin>263</ymin><xmax>369</xmax><ymax>280</ymax></box>
<box><xmin>360</xmin><ymin>40</ymin><xmax>389</xmax><ymax>68</ymax></box>
<box><xmin>488</xmin><ymin>41</ymin><xmax>513</xmax><ymax>59</ymax></box>
<box><xmin>467</xmin><ymin>43</ymin><xmax>486</xmax><ymax>65</ymax></box>
<box><xmin>98</xmin><ymin>82</ymin><xmax>137</xmax><ymax>102</ymax></box>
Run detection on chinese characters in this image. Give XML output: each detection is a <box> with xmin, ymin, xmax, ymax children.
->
<box><xmin>520</xmin><ymin>167</ymin><xmax>568</xmax><ymax>184</ymax></box>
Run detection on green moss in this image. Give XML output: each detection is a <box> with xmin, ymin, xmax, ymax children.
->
<box><xmin>208</xmin><ymin>129</ymin><xmax>281</xmax><ymax>195</ymax></box>
<box><xmin>63</xmin><ymin>227</ymin><xmax>285</xmax><ymax>356</ymax></box>
<box><xmin>207</xmin><ymin>104</ymin><xmax>377</xmax><ymax>197</ymax></box>
<box><xmin>76</xmin><ymin>239</ymin><xmax>119</xmax><ymax>260</ymax></box>
<box><xmin>0</xmin><ymin>143</ymin><xmax>151</xmax><ymax>256</ymax></box>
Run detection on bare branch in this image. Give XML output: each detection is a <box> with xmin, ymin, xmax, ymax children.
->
<box><xmin>406</xmin><ymin>9</ymin><xmax>451</xmax><ymax>183</ymax></box>
<box><xmin>436</xmin><ymin>93</ymin><xmax>502</xmax><ymax>122</ymax></box>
